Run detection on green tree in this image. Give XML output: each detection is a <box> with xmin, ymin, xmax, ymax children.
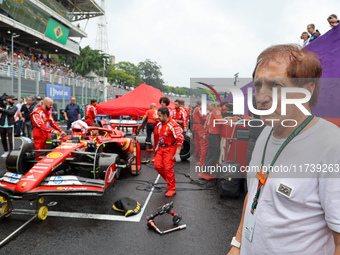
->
<box><xmin>57</xmin><ymin>54</ymin><xmax>77</xmax><ymax>67</ymax></box>
<box><xmin>104</xmin><ymin>63</ymin><xmax>115</xmax><ymax>77</ymax></box>
<box><xmin>114</xmin><ymin>61</ymin><xmax>142</xmax><ymax>87</ymax></box>
<box><xmin>138</xmin><ymin>59</ymin><xmax>165</xmax><ymax>90</ymax></box>
<box><xmin>70</xmin><ymin>46</ymin><xmax>108</xmax><ymax>76</ymax></box>
<box><xmin>108</xmin><ymin>70</ymin><xmax>135</xmax><ymax>89</ymax></box>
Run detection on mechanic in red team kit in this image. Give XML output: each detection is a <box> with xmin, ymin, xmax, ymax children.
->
<box><xmin>192</xmin><ymin>100</ymin><xmax>206</xmax><ymax>159</ymax></box>
<box><xmin>152</xmin><ymin>96</ymin><xmax>173</xmax><ymax>163</ymax></box>
<box><xmin>172</xmin><ymin>99</ymin><xmax>187</xmax><ymax>131</ymax></box>
<box><xmin>84</xmin><ymin>99</ymin><xmax>97</xmax><ymax>126</ymax></box>
<box><xmin>154</xmin><ymin>106</ymin><xmax>184</xmax><ymax>197</ymax></box>
<box><xmin>31</xmin><ymin>97</ymin><xmax>65</xmax><ymax>150</ymax></box>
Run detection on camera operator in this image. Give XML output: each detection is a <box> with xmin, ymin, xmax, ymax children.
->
<box><xmin>0</xmin><ymin>95</ymin><xmax>18</xmax><ymax>158</ymax></box>
<box><xmin>19</xmin><ymin>96</ymin><xmax>34</xmax><ymax>138</ymax></box>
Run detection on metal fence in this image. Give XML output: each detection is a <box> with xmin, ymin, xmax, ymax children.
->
<box><xmin>0</xmin><ymin>63</ymin><xmax>106</xmax><ymax>110</ymax></box>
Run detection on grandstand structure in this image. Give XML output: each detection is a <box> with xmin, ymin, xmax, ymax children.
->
<box><xmin>0</xmin><ymin>0</ymin><xmax>107</xmax><ymax>110</ymax></box>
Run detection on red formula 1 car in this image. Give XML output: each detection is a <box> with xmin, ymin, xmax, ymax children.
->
<box><xmin>0</xmin><ymin>126</ymin><xmax>141</xmax><ymax>220</ymax></box>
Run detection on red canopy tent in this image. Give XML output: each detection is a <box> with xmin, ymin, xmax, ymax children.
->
<box><xmin>96</xmin><ymin>83</ymin><xmax>175</xmax><ymax>116</ymax></box>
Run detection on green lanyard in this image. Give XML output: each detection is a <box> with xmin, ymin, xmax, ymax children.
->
<box><xmin>250</xmin><ymin>114</ymin><xmax>315</xmax><ymax>214</ymax></box>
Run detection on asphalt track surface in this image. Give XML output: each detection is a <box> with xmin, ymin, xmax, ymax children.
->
<box><xmin>0</xmin><ymin>123</ymin><xmax>245</xmax><ymax>255</ymax></box>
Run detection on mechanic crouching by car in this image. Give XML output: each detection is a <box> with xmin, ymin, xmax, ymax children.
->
<box><xmin>0</xmin><ymin>95</ymin><xmax>18</xmax><ymax>158</ymax></box>
<box><xmin>154</xmin><ymin>106</ymin><xmax>184</xmax><ymax>197</ymax></box>
<box><xmin>31</xmin><ymin>97</ymin><xmax>65</xmax><ymax>150</ymax></box>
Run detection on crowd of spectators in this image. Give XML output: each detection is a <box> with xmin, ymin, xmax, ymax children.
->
<box><xmin>301</xmin><ymin>14</ymin><xmax>339</xmax><ymax>47</ymax></box>
<box><xmin>0</xmin><ymin>43</ymin><xmax>81</xmax><ymax>80</ymax></box>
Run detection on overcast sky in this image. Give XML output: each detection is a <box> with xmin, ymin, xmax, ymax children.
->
<box><xmin>78</xmin><ymin>0</ymin><xmax>339</xmax><ymax>88</ymax></box>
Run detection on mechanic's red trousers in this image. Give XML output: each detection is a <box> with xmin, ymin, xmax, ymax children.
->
<box><xmin>33</xmin><ymin>128</ymin><xmax>48</xmax><ymax>150</ymax></box>
<box><xmin>199</xmin><ymin>136</ymin><xmax>209</xmax><ymax>165</ymax></box>
<box><xmin>154</xmin><ymin>145</ymin><xmax>177</xmax><ymax>190</ymax></box>
<box><xmin>193</xmin><ymin>124</ymin><xmax>204</xmax><ymax>155</ymax></box>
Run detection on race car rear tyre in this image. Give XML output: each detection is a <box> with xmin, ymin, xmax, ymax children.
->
<box><xmin>180</xmin><ymin>135</ymin><xmax>191</xmax><ymax>161</ymax></box>
<box><xmin>6</xmin><ymin>137</ymin><xmax>34</xmax><ymax>174</ymax></box>
<box><xmin>1</xmin><ymin>204</ymin><xmax>10</xmax><ymax>218</ymax></box>
<box><xmin>38</xmin><ymin>206</ymin><xmax>48</xmax><ymax>221</ymax></box>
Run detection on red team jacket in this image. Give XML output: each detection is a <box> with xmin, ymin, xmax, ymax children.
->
<box><xmin>193</xmin><ymin>106</ymin><xmax>205</xmax><ymax>125</ymax></box>
<box><xmin>31</xmin><ymin>105</ymin><xmax>63</xmax><ymax>140</ymax></box>
<box><xmin>85</xmin><ymin>105</ymin><xmax>97</xmax><ymax>125</ymax></box>
<box><xmin>172</xmin><ymin>108</ymin><xmax>187</xmax><ymax>128</ymax></box>
<box><xmin>206</xmin><ymin>106</ymin><xmax>223</xmax><ymax>135</ymax></box>
<box><xmin>155</xmin><ymin>118</ymin><xmax>184</xmax><ymax>148</ymax></box>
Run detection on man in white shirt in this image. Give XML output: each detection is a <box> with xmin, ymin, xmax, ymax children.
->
<box><xmin>228</xmin><ymin>44</ymin><xmax>340</xmax><ymax>255</ymax></box>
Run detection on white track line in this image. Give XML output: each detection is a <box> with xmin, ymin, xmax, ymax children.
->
<box><xmin>12</xmin><ymin>174</ymin><xmax>161</xmax><ymax>222</ymax></box>
<box><xmin>134</xmin><ymin>174</ymin><xmax>160</xmax><ymax>222</ymax></box>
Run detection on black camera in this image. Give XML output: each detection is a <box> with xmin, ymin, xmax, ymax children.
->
<box><xmin>0</xmin><ymin>93</ymin><xmax>8</xmax><ymax>108</ymax></box>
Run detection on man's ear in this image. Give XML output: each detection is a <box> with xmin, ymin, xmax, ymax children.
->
<box><xmin>303</xmin><ymin>82</ymin><xmax>315</xmax><ymax>98</ymax></box>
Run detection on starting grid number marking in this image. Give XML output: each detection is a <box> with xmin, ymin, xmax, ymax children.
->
<box><xmin>11</xmin><ymin>175</ymin><xmax>160</xmax><ymax>223</ymax></box>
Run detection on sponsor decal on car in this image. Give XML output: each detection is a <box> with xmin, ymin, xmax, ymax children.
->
<box><xmin>47</xmin><ymin>152</ymin><xmax>63</xmax><ymax>158</ymax></box>
<box><xmin>33</xmin><ymin>166</ymin><xmax>48</xmax><ymax>169</ymax></box>
<box><xmin>29</xmin><ymin>169</ymin><xmax>44</xmax><ymax>174</ymax></box>
<box><xmin>52</xmin><ymin>176</ymin><xmax>63</xmax><ymax>185</ymax></box>
<box><xmin>43</xmin><ymin>159</ymin><xmax>54</xmax><ymax>162</ymax></box>
<box><xmin>58</xmin><ymin>144</ymin><xmax>77</xmax><ymax>149</ymax></box>
<box><xmin>10</xmin><ymin>174</ymin><xmax>19</xmax><ymax>182</ymax></box>
<box><xmin>107</xmin><ymin>167</ymin><xmax>114</xmax><ymax>183</ymax></box>
<box><xmin>58</xmin><ymin>187</ymin><xmax>88</xmax><ymax>191</ymax></box>
<box><xmin>21</xmin><ymin>178</ymin><xmax>37</xmax><ymax>181</ymax></box>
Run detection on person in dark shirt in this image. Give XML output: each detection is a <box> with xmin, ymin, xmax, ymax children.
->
<box><xmin>31</xmin><ymin>95</ymin><xmax>42</xmax><ymax>109</ymax></box>
<box><xmin>0</xmin><ymin>95</ymin><xmax>18</xmax><ymax>157</ymax></box>
<box><xmin>64</xmin><ymin>96</ymin><xmax>81</xmax><ymax>130</ymax></box>
<box><xmin>20</xmin><ymin>96</ymin><xmax>34</xmax><ymax>138</ymax></box>
<box><xmin>307</xmin><ymin>24</ymin><xmax>318</xmax><ymax>43</ymax></box>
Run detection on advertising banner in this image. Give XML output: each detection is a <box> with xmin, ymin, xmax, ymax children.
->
<box><xmin>46</xmin><ymin>84</ymin><xmax>71</xmax><ymax>100</ymax></box>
